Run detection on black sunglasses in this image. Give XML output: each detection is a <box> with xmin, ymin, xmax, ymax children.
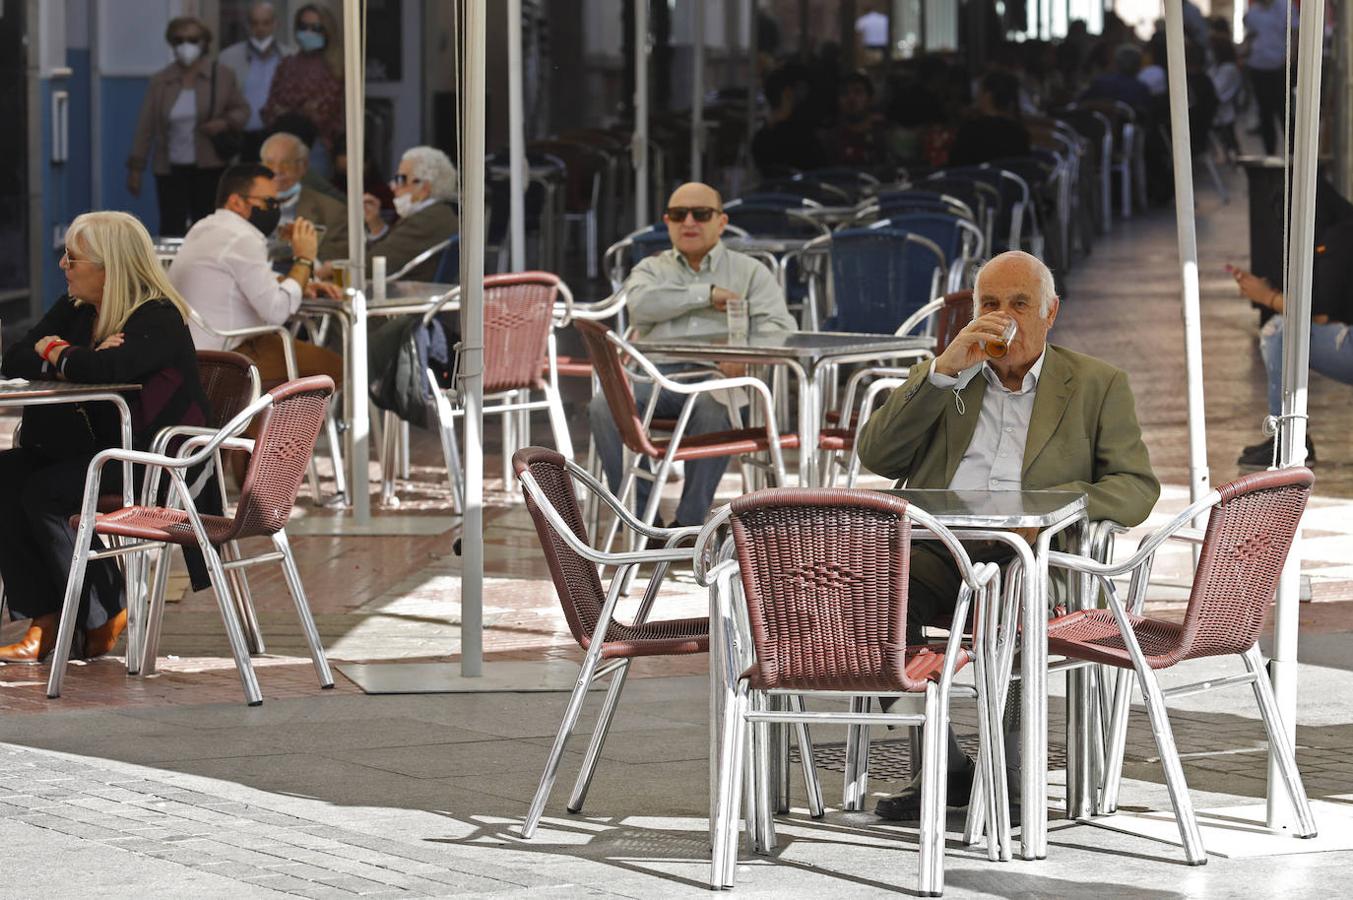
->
<box><xmin>665</xmin><ymin>206</ymin><xmax>720</xmax><ymax>223</ymax></box>
<box><xmin>391</xmin><ymin>174</ymin><xmax>424</xmax><ymax>187</ymax></box>
<box><xmin>243</xmin><ymin>195</ymin><xmax>282</xmax><ymax>211</ymax></box>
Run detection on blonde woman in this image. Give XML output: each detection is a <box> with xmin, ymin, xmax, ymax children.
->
<box><xmin>0</xmin><ymin>211</ymin><xmax>210</xmax><ymax>664</ymax></box>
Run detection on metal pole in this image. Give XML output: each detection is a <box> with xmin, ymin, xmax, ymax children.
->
<box><xmin>745</xmin><ymin>0</ymin><xmax>756</xmax><ymax>183</ymax></box>
<box><xmin>1337</xmin><ymin>0</ymin><xmax>1353</xmax><ymax>198</ymax></box>
<box><xmin>342</xmin><ymin>0</ymin><xmax>371</xmax><ymax>523</ymax></box>
<box><xmin>1270</xmin><ymin>0</ymin><xmax>1324</xmax><ymax>829</ymax></box>
<box><xmin>691</xmin><ymin>0</ymin><xmax>705</xmax><ymax>182</ymax></box>
<box><xmin>1163</xmin><ymin>0</ymin><xmax>1211</xmax><ymax>515</ymax></box>
<box><xmin>507</xmin><ymin>0</ymin><xmax>526</xmax><ymax>270</ymax></box>
<box><xmin>634</xmin><ymin>0</ymin><xmax>650</xmax><ymax>227</ymax></box>
<box><xmin>460</xmin><ymin>0</ymin><xmax>488</xmax><ymax>678</ymax></box>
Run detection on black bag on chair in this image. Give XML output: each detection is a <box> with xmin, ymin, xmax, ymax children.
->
<box><xmin>368</xmin><ymin>314</ymin><xmax>457</xmax><ymax>430</ymax></box>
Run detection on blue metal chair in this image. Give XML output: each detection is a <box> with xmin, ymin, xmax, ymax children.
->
<box><xmin>924</xmin><ymin>175</ymin><xmax>1002</xmax><ymax>252</ymax></box>
<box><xmin>816</xmin><ymin>227</ymin><xmax>947</xmax><ymax>334</ymax></box>
<box><xmin>802</xmin><ymin>166</ymin><xmax>883</xmax><ymax>202</ymax></box>
<box><xmin>757</xmin><ymin>176</ymin><xmax>853</xmax><ymax>206</ymax></box>
<box><xmin>875</xmin><ymin>213</ymin><xmax>984</xmax><ymax>292</ymax></box>
<box><xmin>940</xmin><ymin>165</ymin><xmax>1037</xmax><ymax>253</ymax></box>
<box><xmin>724</xmin><ymin>205</ymin><xmax>830</xmax><ymax>240</ymax></box>
<box><xmin>433</xmin><ymin>234</ymin><xmax>461</xmax><ymax>283</ymax></box>
<box><xmin>872</xmin><ymin>189</ymin><xmax>976</xmax><ymax>224</ymax></box>
<box><xmin>727</xmin><ymin>193</ymin><xmax>823</xmax><ymax>210</ymax></box>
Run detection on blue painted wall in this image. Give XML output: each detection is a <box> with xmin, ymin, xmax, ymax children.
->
<box><xmin>100</xmin><ymin>75</ymin><xmax>159</xmax><ymax>227</ymax></box>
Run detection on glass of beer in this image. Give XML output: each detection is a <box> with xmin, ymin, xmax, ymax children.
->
<box><xmin>985</xmin><ymin>319</ymin><xmax>1018</xmax><ymax>358</ymax></box>
<box><xmin>331</xmin><ymin>260</ymin><xmax>352</xmax><ymax>291</ymax></box>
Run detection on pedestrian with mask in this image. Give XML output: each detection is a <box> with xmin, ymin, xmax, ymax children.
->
<box><xmin>127</xmin><ymin>16</ymin><xmax>249</xmax><ymax>236</ymax></box>
<box><xmin>219</xmin><ymin>2</ymin><xmax>296</xmax><ymax>162</ymax></box>
<box><xmin>261</xmin><ymin>4</ymin><xmax>345</xmax><ymax>177</ymax></box>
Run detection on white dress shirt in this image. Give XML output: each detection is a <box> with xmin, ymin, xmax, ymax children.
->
<box><xmin>927</xmin><ymin>350</ymin><xmax>1047</xmax><ymax>491</ymax></box>
<box><xmin>169</xmin><ymin>208</ymin><xmax>302</xmax><ymax>350</ymax></box>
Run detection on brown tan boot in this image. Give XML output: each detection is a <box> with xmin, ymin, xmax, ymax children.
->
<box><xmin>0</xmin><ymin>614</ymin><xmax>61</xmax><ymax>664</ymax></box>
<box><xmin>82</xmin><ymin>609</ymin><xmax>128</xmax><ymax>659</ymax></box>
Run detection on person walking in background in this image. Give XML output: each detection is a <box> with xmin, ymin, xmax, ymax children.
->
<box><xmin>1244</xmin><ymin>0</ymin><xmax>1295</xmax><ymax>156</ymax></box>
<box><xmin>261</xmin><ymin>4</ymin><xmax>345</xmax><ymax>178</ymax></box>
<box><xmin>127</xmin><ymin>17</ymin><xmax>249</xmax><ymax>237</ymax></box>
<box><xmin>218</xmin><ymin>2</ymin><xmax>295</xmax><ymax>162</ymax></box>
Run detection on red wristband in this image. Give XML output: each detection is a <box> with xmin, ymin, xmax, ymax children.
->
<box><xmin>43</xmin><ymin>340</ymin><xmax>70</xmax><ymax>365</ymax></box>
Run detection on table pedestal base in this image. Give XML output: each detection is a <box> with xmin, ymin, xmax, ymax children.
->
<box><xmin>336</xmin><ymin>660</ymin><xmax>594</xmax><ymax>694</ymax></box>
<box><xmin>1081</xmin><ymin>801</ymin><xmax>1353</xmax><ymax>858</ymax></box>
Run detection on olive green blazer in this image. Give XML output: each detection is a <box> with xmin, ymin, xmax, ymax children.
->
<box><xmin>856</xmin><ymin>344</ymin><xmax>1160</xmax><ymax>527</ymax></box>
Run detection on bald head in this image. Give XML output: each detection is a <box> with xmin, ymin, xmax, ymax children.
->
<box><xmin>247</xmin><ymin>2</ymin><xmax>278</xmax><ymax>40</ymax></box>
<box><xmin>260</xmin><ymin>132</ymin><xmax>308</xmax><ymax>194</ymax></box>
<box><xmin>664</xmin><ymin>182</ymin><xmax>727</xmax><ymax>268</ymax></box>
<box><xmin>974</xmin><ymin>250</ymin><xmax>1056</xmax><ymax>319</ymax></box>
<box><xmin>667</xmin><ymin>182</ymin><xmax>723</xmax><ymax>209</ymax></box>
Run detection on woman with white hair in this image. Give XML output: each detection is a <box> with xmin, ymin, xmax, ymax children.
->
<box><xmin>361</xmin><ymin>145</ymin><xmax>460</xmax><ymax>282</ymax></box>
<box><xmin>0</xmin><ymin>212</ymin><xmax>211</xmax><ymax>663</ymax></box>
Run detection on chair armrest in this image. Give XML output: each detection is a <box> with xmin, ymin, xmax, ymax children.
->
<box><xmin>561</xmin><ymin>457</ymin><xmax>700</xmax><ymax>543</ymax></box>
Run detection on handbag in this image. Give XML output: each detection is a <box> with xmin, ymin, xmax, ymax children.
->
<box><xmin>207</xmin><ymin>63</ymin><xmax>243</xmax><ymax>162</ymax></box>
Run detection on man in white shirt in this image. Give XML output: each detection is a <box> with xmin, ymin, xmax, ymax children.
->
<box><xmin>218</xmin><ymin>2</ymin><xmax>295</xmax><ymax>161</ymax></box>
<box><xmin>169</xmin><ymin>163</ymin><xmax>343</xmax><ymax>387</ymax></box>
<box><xmin>857</xmin><ymin>250</ymin><xmax>1159</xmax><ymax>821</ymax></box>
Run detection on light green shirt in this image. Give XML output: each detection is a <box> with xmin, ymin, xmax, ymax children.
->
<box><xmin>625</xmin><ymin>241</ymin><xmax>798</xmax><ymax>341</ymax></box>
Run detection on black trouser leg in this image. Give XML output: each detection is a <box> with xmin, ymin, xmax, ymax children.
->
<box><xmin>14</xmin><ymin>455</ymin><xmax>124</xmax><ymax>630</ymax></box>
<box><xmin>1248</xmin><ymin>67</ymin><xmax>1284</xmax><ymax>157</ymax></box>
<box><xmin>155</xmin><ymin>167</ymin><xmax>193</xmax><ymax>238</ymax></box>
<box><xmin>189</xmin><ymin>166</ymin><xmax>225</xmax><ymax>226</ymax></box>
<box><xmin>0</xmin><ymin>449</ymin><xmax>62</xmax><ymax>621</ymax></box>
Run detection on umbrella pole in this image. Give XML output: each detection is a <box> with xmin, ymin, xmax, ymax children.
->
<box><xmin>508</xmin><ymin>0</ymin><xmax>526</xmax><ymax>271</ymax></box>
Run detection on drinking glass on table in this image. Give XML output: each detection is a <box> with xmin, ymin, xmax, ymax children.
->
<box><xmin>726</xmin><ymin>296</ymin><xmax>750</xmax><ymax>344</ymax></box>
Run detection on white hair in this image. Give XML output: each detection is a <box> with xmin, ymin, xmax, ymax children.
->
<box><xmin>259</xmin><ymin>131</ymin><xmax>309</xmax><ymax>163</ymax></box>
<box><xmin>401</xmin><ymin>146</ymin><xmax>459</xmax><ymax>201</ymax></box>
<box><xmin>972</xmin><ymin>250</ymin><xmax>1057</xmax><ymax>318</ymax></box>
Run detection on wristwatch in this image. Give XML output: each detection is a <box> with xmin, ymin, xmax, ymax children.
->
<box><xmin>294</xmin><ymin>257</ymin><xmax>315</xmax><ymax>271</ymax></box>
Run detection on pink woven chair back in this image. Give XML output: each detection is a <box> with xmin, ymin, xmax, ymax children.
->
<box><xmin>512</xmin><ymin>447</ymin><xmax>608</xmax><ymax>650</ymax></box>
<box><xmin>728</xmin><ymin>488</ymin><xmax>930</xmax><ymax>693</ymax></box>
<box><xmin>934</xmin><ymin>290</ymin><xmax>974</xmax><ymax>355</ymax></box>
<box><xmin>1174</xmin><ymin>467</ymin><xmax>1314</xmax><ymax>663</ymax></box>
<box><xmin>482</xmin><ymin>272</ymin><xmax>560</xmax><ymax>394</ymax></box>
<box><xmin>233</xmin><ymin>376</ymin><xmax>335</xmax><ymax>539</ymax></box>
<box><xmin>576</xmin><ymin>320</ymin><xmax>660</xmax><ymax>459</ymax></box>
<box><xmin>195</xmin><ymin>350</ymin><xmax>257</xmax><ymax>427</ymax></box>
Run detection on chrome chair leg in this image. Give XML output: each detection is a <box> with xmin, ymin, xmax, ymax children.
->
<box><xmin>750</xmin><ymin>691</ymin><xmax>777</xmax><ymax>854</ymax></box>
<box><xmin>522</xmin><ymin>649</ymin><xmax>603</xmax><ymax>839</ymax></box>
<box><xmin>842</xmin><ymin>696</ymin><xmax>871</xmax><ymax>810</ymax></box>
<box><xmin>789</xmin><ymin>695</ymin><xmax>824</xmax><ymax>819</ymax></box>
<box><xmin>272</xmin><ymin>530</ymin><xmax>333</xmax><ymax>688</ymax></box>
<box><xmin>223</xmin><ymin>540</ymin><xmax>265</xmax><ymax>655</ymax></box>
<box><xmin>917</xmin><ymin>682</ymin><xmax>943</xmax><ymax>897</ymax></box>
<box><xmin>139</xmin><ymin>545</ymin><xmax>174</xmax><ymax>676</ymax></box>
<box><xmin>567</xmin><ymin>659</ymin><xmax>631</xmax><ymax>813</ymax></box>
<box><xmin>1134</xmin><ymin>666</ymin><xmax>1206</xmax><ymax>864</ymax></box>
<box><xmin>1100</xmin><ymin>660</ymin><xmax>1134</xmax><ymax>814</ymax></box>
<box><xmin>1243</xmin><ymin>645</ymin><xmax>1318</xmax><ymax>838</ymax></box>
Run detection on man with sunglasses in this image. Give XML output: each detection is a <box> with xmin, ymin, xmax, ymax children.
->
<box><xmin>588</xmin><ymin>181</ymin><xmax>796</xmax><ymax>528</ymax></box>
<box><xmin>170</xmin><ymin>163</ymin><xmax>343</xmax><ymax>391</ymax></box>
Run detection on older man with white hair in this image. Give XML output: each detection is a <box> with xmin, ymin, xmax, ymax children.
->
<box><xmin>261</xmin><ymin>131</ymin><xmax>347</xmax><ymax>262</ymax></box>
<box><xmin>856</xmin><ymin>250</ymin><xmax>1160</xmax><ymax>821</ymax></box>
<box><xmin>362</xmin><ymin>145</ymin><xmax>460</xmax><ymax>281</ymax></box>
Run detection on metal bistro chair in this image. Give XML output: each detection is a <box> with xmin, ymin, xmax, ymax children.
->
<box><xmin>512</xmin><ymin>447</ymin><xmax>824</xmax><ymax>838</ymax></box>
<box><xmin>820</xmin><ymin>290</ymin><xmax>974</xmax><ymax>487</ymax></box>
<box><xmin>47</xmin><ymin>377</ymin><xmax>338</xmax><ymax>705</ymax></box>
<box><xmin>419</xmin><ymin>272</ymin><xmax>576</xmax><ymax>509</ymax></box>
<box><xmin>726</xmin><ymin>193</ymin><xmax>824</xmax><ymax>211</ymax></box>
<box><xmin>576</xmin><ymin>319</ymin><xmax>796</xmax><ymax>547</ymax></box>
<box><xmin>185</xmin><ymin>306</ymin><xmax>347</xmax><ymax>507</ymax></box>
<box><xmin>812</xmin><ymin>226</ymin><xmax>947</xmax><ymax>334</ymax></box>
<box><xmin>1042</xmin><ymin>467</ymin><xmax>1319</xmax><ymax>864</ymax></box>
<box><xmin>876</xmin><ymin>212</ymin><xmax>985</xmax><ymax>293</ymax></box>
<box><xmin>141</xmin><ymin>350</ymin><xmax>265</xmax><ymax>665</ymax></box>
<box><xmin>925</xmin><ymin>174</ymin><xmax>1003</xmax><ymax>256</ymax></box>
<box><xmin>700</xmin><ymin>489</ymin><xmax>1008</xmax><ymax>894</ymax></box>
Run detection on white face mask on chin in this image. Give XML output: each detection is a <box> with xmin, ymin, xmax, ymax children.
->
<box><xmin>393</xmin><ymin>193</ymin><xmax>416</xmax><ymax>219</ymax></box>
<box><xmin>174</xmin><ymin>42</ymin><xmax>203</xmax><ymax>67</ymax></box>
<box><xmin>249</xmin><ymin>35</ymin><xmax>274</xmax><ymax>53</ymax></box>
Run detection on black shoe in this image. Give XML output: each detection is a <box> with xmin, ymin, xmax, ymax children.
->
<box><xmin>874</xmin><ymin>758</ymin><xmax>976</xmax><ymax>822</ymax></box>
<box><xmin>1237</xmin><ymin>435</ymin><xmax>1316</xmax><ymax>468</ymax></box>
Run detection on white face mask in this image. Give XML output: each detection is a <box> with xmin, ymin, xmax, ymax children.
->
<box><xmin>393</xmin><ymin>193</ymin><xmax>416</xmax><ymax>219</ymax></box>
<box><xmin>249</xmin><ymin>35</ymin><xmax>274</xmax><ymax>53</ymax></box>
<box><xmin>174</xmin><ymin>41</ymin><xmax>202</xmax><ymax>66</ymax></box>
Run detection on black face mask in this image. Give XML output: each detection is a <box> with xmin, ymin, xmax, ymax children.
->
<box><xmin>247</xmin><ymin>204</ymin><xmax>282</xmax><ymax>238</ymax></box>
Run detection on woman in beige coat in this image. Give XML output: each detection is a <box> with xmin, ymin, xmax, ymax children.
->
<box><xmin>126</xmin><ymin>17</ymin><xmax>249</xmax><ymax>237</ymax></box>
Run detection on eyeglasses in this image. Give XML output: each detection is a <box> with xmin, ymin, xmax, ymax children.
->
<box><xmin>664</xmin><ymin>206</ymin><xmax>720</xmax><ymax>223</ymax></box>
<box><xmin>61</xmin><ymin>250</ymin><xmax>100</xmax><ymax>267</ymax></box>
<box><xmin>242</xmin><ymin>195</ymin><xmax>282</xmax><ymax>211</ymax></box>
<box><xmin>391</xmin><ymin>174</ymin><xmax>424</xmax><ymax>187</ymax></box>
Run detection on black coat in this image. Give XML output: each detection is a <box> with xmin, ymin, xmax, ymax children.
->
<box><xmin>3</xmin><ymin>296</ymin><xmax>210</xmax><ymax>459</ymax></box>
